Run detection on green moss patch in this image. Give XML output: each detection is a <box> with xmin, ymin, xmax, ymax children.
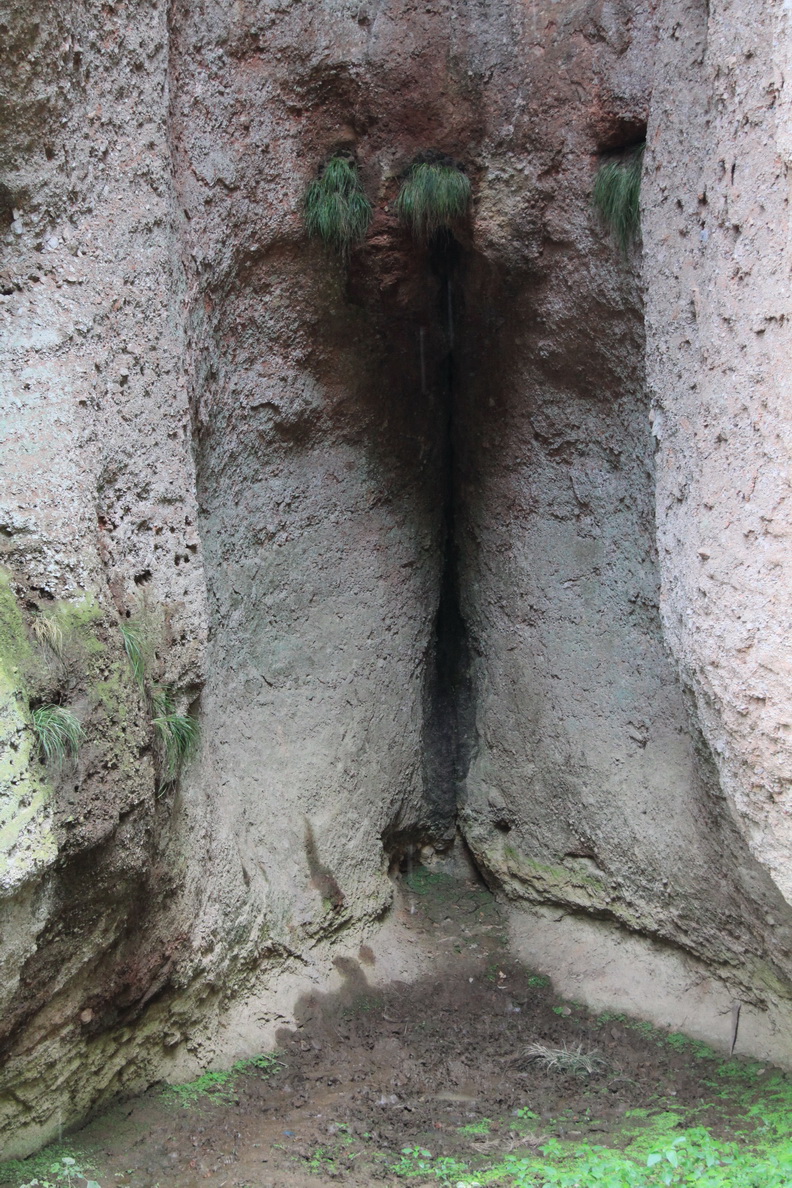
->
<box><xmin>162</xmin><ymin>1053</ymin><xmax>282</xmax><ymax>1108</ymax></box>
<box><xmin>0</xmin><ymin>571</ymin><xmax>56</xmax><ymax>893</ymax></box>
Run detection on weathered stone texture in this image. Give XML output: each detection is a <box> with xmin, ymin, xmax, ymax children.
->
<box><xmin>2</xmin><ymin>0</ymin><xmax>792</xmax><ymax>1160</ymax></box>
<box><xmin>644</xmin><ymin>0</ymin><xmax>792</xmax><ymax>903</ymax></box>
<box><xmin>0</xmin><ymin>0</ymin><xmax>207</xmax><ymax>1156</ymax></box>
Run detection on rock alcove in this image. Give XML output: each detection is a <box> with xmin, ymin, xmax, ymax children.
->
<box><xmin>2</xmin><ymin>0</ymin><xmax>792</xmax><ymax>1161</ymax></box>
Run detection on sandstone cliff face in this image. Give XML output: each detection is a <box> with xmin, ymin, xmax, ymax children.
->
<box><xmin>1</xmin><ymin>0</ymin><xmax>792</xmax><ymax>1158</ymax></box>
<box><xmin>1</xmin><ymin>0</ymin><xmax>209</xmax><ymax>1155</ymax></box>
<box><xmin>644</xmin><ymin>0</ymin><xmax>792</xmax><ymax>911</ymax></box>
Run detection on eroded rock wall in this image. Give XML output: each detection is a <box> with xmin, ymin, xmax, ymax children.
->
<box><xmin>644</xmin><ymin>1</ymin><xmax>792</xmax><ymax>915</ymax></box>
<box><xmin>2</xmin><ymin>0</ymin><xmax>792</xmax><ymax>1161</ymax></box>
<box><xmin>0</xmin><ymin>0</ymin><xmax>207</xmax><ymax>1155</ymax></box>
<box><xmin>454</xmin><ymin>1</ymin><xmax>792</xmax><ymax>1016</ymax></box>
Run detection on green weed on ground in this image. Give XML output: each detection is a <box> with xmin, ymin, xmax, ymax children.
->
<box><xmin>459</xmin><ymin>1119</ymin><xmax>493</xmax><ymax>1137</ymax></box>
<box><xmin>0</xmin><ymin>1148</ymin><xmax>99</xmax><ymax>1188</ymax></box>
<box><xmin>406</xmin><ymin>866</ymin><xmax>447</xmax><ymax>892</ymax></box>
<box><xmin>392</xmin><ymin>1132</ymin><xmax>792</xmax><ymax>1186</ymax></box>
<box><xmin>304</xmin><ymin>1124</ymin><xmax>358</xmax><ymax>1176</ymax></box>
<box><xmin>162</xmin><ymin>1052</ymin><xmax>281</xmax><ymax>1108</ymax></box>
<box><xmin>593</xmin><ymin>1012</ymin><xmax>717</xmax><ymax>1062</ymax></box>
<box><xmin>390</xmin><ymin>1061</ymin><xmax>792</xmax><ymax>1186</ymax></box>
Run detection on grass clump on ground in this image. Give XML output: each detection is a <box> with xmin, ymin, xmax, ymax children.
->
<box><xmin>592</xmin><ymin>142</ymin><xmax>645</xmax><ymax>253</ymax></box>
<box><xmin>521</xmin><ymin>1040</ymin><xmax>606</xmax><ymax>1077</ymax></box>
<box><xmin>31</xmin><ymin>705</ymin><xmax>83</xmax><ymax>765</ymax></box>
<box><xmin>396</xmin><ymin>161</ymin><xmax>471</xmax><ymax>238</ymax></box>
<box><xmin>303</xmin><ymin>155</ymin><xmax>372</xmax><ymax>258</ymax></box>
<box><xmin>0</xmin><ymin>1146</ymin><xmax>99</xmax><ymax>1187</ymax></box>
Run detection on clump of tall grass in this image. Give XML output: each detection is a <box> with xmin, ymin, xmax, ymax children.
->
<box><xmin>303</xmin><ymin>155</ymin><xmax>372</xmax><ymax>258</ymax></box>
<box><xmin>31</xmin><ymin>705</ymin><xmax>84</xmax><ymax>765</ymax></box>
<box><xmin>396</xmin><ymin>161</ymin><xmax>471</xmax><ymax>238</ymax></box>
<box><xmin>592</xmin><ymin>142</ymin><xmax>645</xmax><ymax>253</ymax></box>
<box><xmin>151</xmin><ymin>686</ymin><xmax>199</xmax><ymax>784</ymax></box>
<box><xmin>119</xmin><ymin>620</ymin><xmax>146</xmax><ymax>687</ymax></box>
<box><xmin>32</xmin><ymin>614</ymin><xmax>65</xmax><ymax>660</ymax></box>
<box><xmin>519</xmin><ymin>1041</ymin><xmax>606</xmax><ymax>1076</ymax></box>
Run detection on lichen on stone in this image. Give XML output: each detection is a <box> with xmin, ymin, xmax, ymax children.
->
<box><xmin>0</xmin><ymin>570</ymin><xmax>56</xmax><ymax>895</ymax></box>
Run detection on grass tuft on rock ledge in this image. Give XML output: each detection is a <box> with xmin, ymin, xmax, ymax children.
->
<box><xmin>593</xmin><ymin>141</ymin><xmax>645</xmax><ymax>253</ymax></box>
<box><xmin>303</xmin><ymin>155</ymin><xmax>372</xmax><ymax>258</ymax></box>
<box><xmin>151</xmin><ymin>686</ymin><xmax>199</xmax><ymax>784</ymax></box>
<box><xmin>119</xmin><ymin>620</ymin><xmax>146</xmax><ymax>688</ymax></box>
<box><xmin>31</xmin><ymin>704</ymin><xmax>84</xmax><ymax>765</ymax></box>
<box><xmin>396</xmin><ymin>161</ymin><xmax>471</xmax><ymax>238</ymax></box>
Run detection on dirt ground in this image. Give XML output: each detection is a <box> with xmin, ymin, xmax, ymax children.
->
<box><xmin>5</xmin><ymin>869</ymin><xmax>780</xmax><ymax>1188</ymax></box>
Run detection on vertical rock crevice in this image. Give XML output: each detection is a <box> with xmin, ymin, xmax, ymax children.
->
<box><xmin>420</xmin><ymin>235</ymin><xmax>475</xmax><ymax>846</ymax></box>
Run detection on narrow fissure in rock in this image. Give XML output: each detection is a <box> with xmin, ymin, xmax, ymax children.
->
<box><xmin>420</xmin><ymin>234</ymin><xmax>475</xmax><ymax>848</ymax></box>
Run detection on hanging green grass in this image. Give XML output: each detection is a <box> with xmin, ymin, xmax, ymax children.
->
<box><xmin>303</xmin><ymin>156</ymin><xmax>372</xmax><ymax>258</ymax></box>
<box><xmin>592</xmin><ymin>141</ymin><xmax>645</xmax><ymax>253</ymax></box>
<box><xmin>151</xmin><ymin>685</ymin><xmax>199</xmax><ymax>783</ymax></box>
<box><xmin>32</xmin><ymin>705</ymin><xmax>84</xmax><ymax>765</ymax></box>
<box><xmin>153</xmin><ymin>712</ymin><xmax>199</xmax><ymax>783</ymax></box>
<box><xmin>396</xmin><ymin>161</ymin><xmax>471</xmax><ymax>239</ymax></box>
<box><xmin>120</xmin><ymin>620</ymin><xmax>146</xmax><ymax>687</ymax></box>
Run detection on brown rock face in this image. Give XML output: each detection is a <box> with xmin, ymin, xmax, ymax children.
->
<box><xmin>2</xmin><ymin>0</ymin><xmax>792</xmax><ymax>1158</ymax></box>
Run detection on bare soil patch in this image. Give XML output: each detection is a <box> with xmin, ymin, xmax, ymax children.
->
<box><xmin>5</xmin><ymin>870</ymin><xmax>780</xmax><ymax>1187</ymax></box>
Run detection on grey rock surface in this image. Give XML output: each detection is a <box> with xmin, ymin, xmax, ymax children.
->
<box><xmin>645</xmin><ymin>0</ymin><xmax>792</xmax><ymax>907</ymax></box>
<box><xmin>1</xmin><ymin>0</ymin><xmax>792</xmax><ymax>1158</ymax></box>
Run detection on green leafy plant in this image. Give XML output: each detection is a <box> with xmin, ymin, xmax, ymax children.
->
<box><xmin>391</xmin><ymin>1148</ymin><xmax>472</xmax><ymax>1183</ymax></box>
<box><xmin>396</xmin><ymin>161</ymin><xmax>471</xmax><ymax>238</ymax></box>
<box><xmin>458</xmin><ymin>1119</ymin><xmax>492</xmax><ymax>1136</ymax></box>
<box><xmin>18</xmin><ymin>1155</ymin><xmax>100</xmax><ymax>1188</ymax></box>
<box><xmin>1</xmin><ymin>1148</ymin><xmax>101</xmax><ymax>1188</ymax></box>
<box><xmin>119</xmin><ymin>620</ymin><xmax>145</xmax><ymax>687</ymax></box>
<box><xmin>303</xmin><ymin>155</ymin><xmax>372</xmax><ymax>258</ymax></box>
<box><xmin>31</xmin><ymin>705</ymin><xmax>84</xmax><ymax>765</ymax></box>
<box><xmin>150</xmin><ymin>685</ymin><xmax>199</xmax><ymax>783</ymax></box>
<box><xmin>592</xmin><ymin>142</ymin><xmax>645</xmax><ymax>253</ymax></box>
<box><xmin>163</xmin><ymin>1053</ymin><xmax>282</xmax><ymax>1108</ymax></box>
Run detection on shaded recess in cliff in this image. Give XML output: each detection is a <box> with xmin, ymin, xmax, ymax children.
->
<box><xmin>418</xmin><ymin>233</ymin><xmax>475</xmax><ymax>846</ymax></box>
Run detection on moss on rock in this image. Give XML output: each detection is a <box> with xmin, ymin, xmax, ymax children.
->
<box><xmin>0</xmin><ymin>571</ymin><xmax>56</xmax><ymax>894</ymax></box>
